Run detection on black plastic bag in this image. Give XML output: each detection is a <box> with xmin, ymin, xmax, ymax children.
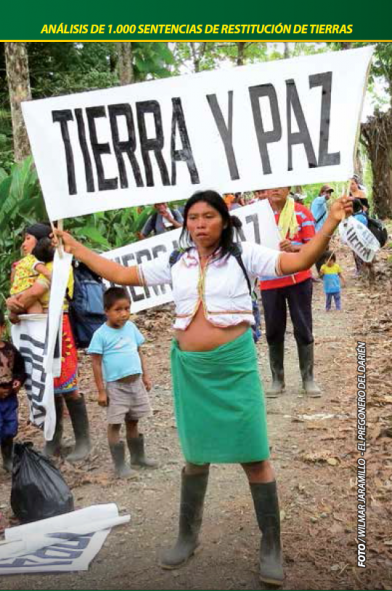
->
<box><xmin>11</xmin><ymin>442</ymin><xmax>74</xmax><ymax>523</ymax></box>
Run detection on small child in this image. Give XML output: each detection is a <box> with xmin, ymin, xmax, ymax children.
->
<box><xmin>88</xmin><ymin>287</ymin><xmax>157</xmax><ymax>478</ymax></box>
<box><xmin>0</xmin><ymin>310</ymin><xmax>26</xmax><ymax>472</ymax></box>
<box><xmin>10</xmin><ymin>237</ymin><xmax>53</xmax><ymax>314</ymax></box>
<box><xmin>320</xmin><ymin>252</ymin><xmax>345</xmax><ymax>312</ymax></box>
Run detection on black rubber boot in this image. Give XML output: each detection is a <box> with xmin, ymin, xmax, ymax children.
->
<box><xmin>297</xmin><ymin>343</ymin><xmax>321</xmax><ymax>397</ymax></box>
<box><xmin>250</xmin><ymin>481</ymin><xmax>284</xmax><ymax>586</ymax></box>
<box><xmin>159</xmin><ymin>469</ymin><xmax>209</xmax><ymax>569</ymax></box>
<box><xmin>1</xmin><ymin>437</ymin><xmax>14</xmax><ymax>473</ymax></box>
<box><xmin>65</xmin><ymin>395</ymin><xmax>91</xmax><ymax>462</ymax></box>
<box><xmin>109</xmin><ymin>442</ymin><xmax>138</xmax><ymax>479</ymax></box>
<box><xmin>266</xmin><ymin>343</ymin><xmax>285</xmax><ymax>398</ymax></box>
<box><xmin>43</xmin><ymin>396</ymin><xmax>64</xmax><ymax>457</ymax></box>
<box><xmin>127</xmin><ymin>434</ymin><xmax>158</xmax><ymax>468</ymax></box>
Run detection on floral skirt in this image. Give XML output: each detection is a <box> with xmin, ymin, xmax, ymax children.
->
<box><xmin>54</xmin><ymin>314</ymin><xmax>78</xmax><ymax>395</ymax></box>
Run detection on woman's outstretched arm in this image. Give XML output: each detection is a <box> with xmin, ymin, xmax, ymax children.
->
<box><xmin>279</xmin><ymin>195</ymin><xmax>353</xmax><ymax>275</ymax></box>
<box><xmin>54</xmin><ymin>232</ymin><xmax>142</xmax><ymax>286</ymax></box>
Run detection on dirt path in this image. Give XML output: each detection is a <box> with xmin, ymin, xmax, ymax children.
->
<box><xmin>1</xmin><ymin>247</ymin><xmax>391</xmax><ymax>590</ymax></box>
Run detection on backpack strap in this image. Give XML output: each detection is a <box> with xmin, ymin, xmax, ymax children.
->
<box><xmin>315</xmin><ymin>211</ymin><xmax>327</xmax><ymax>225</ymax></box>
<box><xmin>169</xmin><ymin>249</ymin><xmax>185</xmax><ymax>267</ymax></box>
<box><xmin>229</xmin><ymin>244</ymin><xmax>252</xmax><ymax>296</ymax></box>
<box><xmin>150</xmin><ymin>212</ymin><xmax>158</xmax><ymax>234</ymax></box>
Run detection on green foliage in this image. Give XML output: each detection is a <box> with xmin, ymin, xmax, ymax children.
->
<box><xmin>65</xmin><ymin>206</ymin><xmax>153</xmax><ymax>251</ymax></box>
<box><xmin>133</xmin><ymin>43</ymin><xmax>174</xmax><ymax>80</ymax></box>
<box><xmin>0</xmin><ymin>108</ymin><xmax>13</xmax><ymax>172</ymax></box>
<box><xmin>172</xmin><ymin>42</ymin><xmax>270</xmax><ymax>74</ymax></box>
<box><xmin>23</xmin><ymin>42</ymin><xmax>174</xmax><ymax>98</ymax></box>
<box><xmin>0</xmin><ymin>157</ymin><xmax>45</xmax><ymax>303</ymax></box>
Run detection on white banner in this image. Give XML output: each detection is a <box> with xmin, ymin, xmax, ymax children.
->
<box><xmin>44</xmin><ymin>251</ymin><xmax>73</xmax><ymax>372</ymax></box>
<box><xmin>22</xmin><ymin>47</ymin><xmax>373</xmax><ymax>221</ymax></box>
<box><xmin>0</xmin><ymin>504</ymin><xmax>129</xmax><ymax>574</ymax></box>
<box><xmin>339</xmin><ymin>216</ymin><xmax>380</xmax><ymax>262</ymax></box>
<box><xmin>11</xmin><ymin>252</ymin><xmax>73</xmax><ymax>440</ymax></box>
<box><xmin>11</xmin><ymin>315</ymin><xmax>57</xmax><ymax>440</ymax></box>
<box><xmin>0</xmin><ymin>531</ymin><xmax>108</xmax><ymax>574</ymax></box>
<box><xmin>103</xmin><ymin>199</ymin><xmax>280</xmax><ymax>313</ymax></box>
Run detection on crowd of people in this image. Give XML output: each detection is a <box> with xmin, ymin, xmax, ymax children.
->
<box><xmin>0</xmin><ymin>181</ymin><xmax>361</xmax><ymax>585</ymax></box>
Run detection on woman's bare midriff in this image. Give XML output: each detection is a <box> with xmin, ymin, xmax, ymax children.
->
<box><xmin>175</xmin><ymin>302</ymin><xmax>249</xmax><ymax>352</ymax></box>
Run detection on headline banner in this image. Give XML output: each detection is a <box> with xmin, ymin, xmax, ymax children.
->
<box><xmin>22</xmin><ymin>47</ymin><xmax>373</xmax><ymax>221</ymax></box>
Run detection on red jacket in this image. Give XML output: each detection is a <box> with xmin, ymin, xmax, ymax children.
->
<box><xmin>260</xmin><ymin>203</ymin><xmax>315</xmax><ymax>290</ymax></box>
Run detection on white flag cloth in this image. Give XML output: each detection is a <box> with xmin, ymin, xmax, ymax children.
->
<box><xmin>0</xmin><ymin>504</ymin><xmax>130</xmax><ymax>574</ymax></box>
<box><xmin>339</xmin><ymin>216</ymin><xmax>380</xmax><ymax>262</ymax></box>
<box><xmin>11</xmin><ymin>315</ymin><xmax>56</xmax><ymax>440</ymax></box>
<box><xmin>11</xmin><ymin>252</ymin><xmax>73</xmax><ymax>440</ymax></box>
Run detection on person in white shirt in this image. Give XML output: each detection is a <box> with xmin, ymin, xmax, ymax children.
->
<box><xmin>55</xmin><ymin>190</ymin><xmax>353</xmax><ymax>587</ymax></box>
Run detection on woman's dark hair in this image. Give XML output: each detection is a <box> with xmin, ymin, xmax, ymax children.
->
<box><xmin>353</xmin><ymin>198</ymin><xmax>364</xmax><ymax>214</ymax></box>
<box><xmin>179</xmin><ymin>190</ymin><xmax>242</xmax><ymax>258</ymax></box>
<box><xmin>103</xmin><ymin>287</ymin><xmax>130</xmax><ymax>310</ymax></box>
<box><xmin>0</xmin><ymin>309</ymin><xmax>5</xmax><ymax>326</ymax></box>
<box><xmin>32</xmin><ymin>237</ymin><xmax>55</xmax><ymax>263</ymax></box>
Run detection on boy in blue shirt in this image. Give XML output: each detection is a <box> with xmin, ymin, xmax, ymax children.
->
<box><xmin>88</xmin><ymin>287</ymin><xmax>157</xmax><ymax>478</ymax></box>
<box><xmin>320</xmin><ymin>252</ymin><xmax>345</xmax><ymax>312</ymax></box>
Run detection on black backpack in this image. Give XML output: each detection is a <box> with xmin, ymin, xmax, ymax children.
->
<box><xmin>169</xmin><ymin>244</ymin><xmax>262</xmax><ymax>343</ymax></box>
<box><xmin>68</xmin><ymin>262</ymin><xmax>106</xmax><ymax>348</ymax></box>
<box><xmin>367</xmin><ymin>216</ymin><xmax>388</xmax><ymax>247</ymax></box>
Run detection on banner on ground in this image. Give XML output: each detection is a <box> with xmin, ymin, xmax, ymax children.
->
<box><xmin>102</xmin><ymin>199</ymin><xmax>280</xmax><ymax>313</ymax></box>
<box><xmin>0</xmin><ymin>504</ymin><xmax>129</xmax><ymax>574</ymax></box>
<box><xmin>22</xmin><ymin>47</ymin><xmax>373</xmax><ymax>221</ymax></box>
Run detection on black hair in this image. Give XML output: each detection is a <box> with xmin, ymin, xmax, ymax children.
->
<box><xmin>179</xmin><ymin>190</ymin><xmax>242</xmax><ymax>258</ymax></box>
<box><xmin>32</xmin><ymin>237</ymin><xmax>55</xmax><ymax>263</ymax></box>
<box><xmin>0</xmin><ymin>309</ymin><xmax>4</xmax><ymax>326</ymax></box>
<box><xmin>324</xmin><ymin>251</ymin><xmax>336</xmax><ymax>263</ymax></box>
<box><xmin>353</xmin><ymin>199</ymin><xmax>364</xmax><ymax>214</ymax></box>
<box><xmin>103</xmin><ymin>287</ymin><xmax>130</xmax><ymax>310</ymax></box>
<box><xmin>25</xmin><ymin>222</ymin><xmax>51</xmax><ymax>241</ymax></box>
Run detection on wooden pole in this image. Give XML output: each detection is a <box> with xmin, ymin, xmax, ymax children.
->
<box><xmin>50</xmin><ymin>220</ymin><xmax>63</xmax><ymax>258</ymax></box>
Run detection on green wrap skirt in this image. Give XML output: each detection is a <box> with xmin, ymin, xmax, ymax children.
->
<box><xmin>170</xmin><ymin>330</ymin><xmax>270</xmax><ymax>465</ymax></box>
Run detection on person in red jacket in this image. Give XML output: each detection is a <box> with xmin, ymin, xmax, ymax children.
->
<box><xmin>260</xmin><ymin>187</ymin><xmax>321</xmax><ymax>397</ymax></box>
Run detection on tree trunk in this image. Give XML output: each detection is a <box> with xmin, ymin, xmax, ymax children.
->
<box><xmin>4</xmin><ymin>42</ymin><xmax>31</xmax><ymax>162</ymax></box>
<box><xmin>361</xmin><ymin>110</ymin><xmax>392</xmax><ymax>218</ymax></box>
<box><xmin>190</xmin><ymin>43</ymin><xmax>206</xmax><ymax>73</ymax></box>
<box><xmin>340</xmin><ymin>42</ymin><xmax>353</xmax><ymax>50</ymax></box>
<box><xmin>283</xmin><ymin>43</ymin><xmax>290</xmax><ymax>59</ymax></box>
<box><xmin>118</xmin><ymin>43</ymin><xmax>133</xmax><ymax>85</ymax></box>
<box><xmin>355</xmin><ymin>151</ymin><xmax>363</xmax><ymax>179</ymax></box>
<box><xmin>237</xmin><ymin>42</ymin><xmax>246</xmax><ymax>66</ymax></box>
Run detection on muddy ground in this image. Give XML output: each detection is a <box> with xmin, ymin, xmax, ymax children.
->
<box><xmin>1</xmin><ymin>243</ymin><xmax>391</xmax><ymax>590</ymax></box>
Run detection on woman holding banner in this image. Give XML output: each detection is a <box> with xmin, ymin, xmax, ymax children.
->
<box><xmin>6</xmin><ymin>223</ymin><xmax>91</xmax><ymax>463</ymax></box>
<box><xmin>54</xmin><ymin>190</ymin><xmax>352</xmax><ymax>586</ymax></box>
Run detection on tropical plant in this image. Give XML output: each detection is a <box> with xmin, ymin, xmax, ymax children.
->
<box><xmin>0</xmin><ymin>157</ymin><xmax>45</xmax><ymax>301</ymax></box>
